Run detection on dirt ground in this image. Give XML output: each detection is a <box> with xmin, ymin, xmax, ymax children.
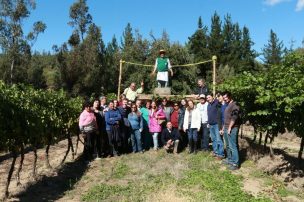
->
<box><xmin>0</xmin><ymin>137</ymin><xmax>84</xmax><ymax>201</ymax></box>
<box><xmin>0</xmin><ymin>128</ymin><xmax>303</xmax><ymax>202</ymax></box>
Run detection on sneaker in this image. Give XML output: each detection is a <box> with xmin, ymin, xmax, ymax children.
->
<box><xmin>228</xmin><ymin>164</ymin><xmax>239</xmax><ymax>171</ymax></box>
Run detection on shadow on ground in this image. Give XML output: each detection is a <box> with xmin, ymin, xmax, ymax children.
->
<box><xmin>13</xmin><ymin>155</ymin><xmax>89</xmax><ymax>202</ymax></box>
<box><xmin>239</xmin><ymin>136</ymin><xmax>304</xmax><ymax>180</ymax></box>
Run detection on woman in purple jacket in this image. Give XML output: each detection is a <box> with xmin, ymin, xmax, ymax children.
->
<box><xmin>148</xmin><ymin>100</ymin><xmax>166</xmax><ymax>150</ymax></box>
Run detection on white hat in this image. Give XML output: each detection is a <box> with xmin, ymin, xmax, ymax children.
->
<box><xmin>199</xmin><ymin>94</ymin><xmax>206</xmax><ymax>99</ymax></box>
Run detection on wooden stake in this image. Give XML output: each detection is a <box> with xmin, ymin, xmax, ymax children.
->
<box><xmin>212</xmin><ymin>55</ymin><xmax>217</xmax><ymax>96</ymax></box>
<box><xmin>118</xmin><ymin>59</ymin><xmax>123</xmax><ymax>100</ymax></box>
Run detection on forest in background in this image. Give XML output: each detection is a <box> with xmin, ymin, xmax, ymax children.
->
<box><xmin>1</xmin><ymin>0</ymin><xmax>301</xmax><ymax>97</ymax></box>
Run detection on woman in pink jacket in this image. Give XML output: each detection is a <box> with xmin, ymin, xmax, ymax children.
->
<box><xmin>148</xmin><ymin>100</ymin><xmax>166</xmax><ymax>150</ymax></box>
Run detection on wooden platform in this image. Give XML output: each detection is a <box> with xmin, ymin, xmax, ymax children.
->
<box><xmin>154</xmin><ymin>87</ymin><xmax>171</xmax><ymax>95</ymax></box>
<box><xmin>137</xmin><ymin>94</ymin><xmax>197</xmax><ymax>100</ymax></box>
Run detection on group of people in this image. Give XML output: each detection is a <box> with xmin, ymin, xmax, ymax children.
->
<box><xmin>79</xmin><ymin>78</ymin><xmax>242</xmax><ymax>170</ymax></box>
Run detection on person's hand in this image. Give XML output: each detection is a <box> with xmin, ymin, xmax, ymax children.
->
<box><xmin>219</xmin><ymin>130</ymin><xmax>223</xmax><ymax>135</ymax></box>
<box><xmin>141</xmin><ymin>81</ymin><xmax>144</xmax><ymax>86</ymax></box>
<box><xmin>207</xmin><ymin>124</ymin><xmax>210</xmax><ymax>128</ymax></box>
<box><xmin>171</xmin><ymin>71</ymin><xmax>173</xmax><ymax>77</ymax></box>
<box><xmin>139</xmin><ymin>128</ymin><xmax>143</xmax><ymax>133</ymax></box>
<box><xmin>227</xmin><ymin>128</ymin><xmax>231</xmax><ymax>135</ymax></box>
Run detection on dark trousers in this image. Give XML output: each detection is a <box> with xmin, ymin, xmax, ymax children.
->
<box><xmin>200</xmin><ymin>123</ymin><xmax>210</xmax><ymax>151</ymax></box>
<box><xmin>83</xmin><ymin>131</ymin><xmax>96</xmax><ymax>160</ymax></box>
<box><xmin>120</xmin><ymin>125</ymin><xmax>131</xmax><ymax>153</ymax></box>
<box><xmin>179</xmin><ymin>129</ymin><xmax>188</xmax><ymax>150</ymax></box>
<box><xmin>142</xmin><ymin>127</ymin><xmax>152</xmax><ymax>150</ymax></box>
<box><xmin>107</xmin><ymin>130</ymin><xmax>119</xmax><ymax>156</ymax></box>
<box><xmin>95</xmin><ymin>132</ymin><xmax>102</xmax><ymax>157</ymax></box>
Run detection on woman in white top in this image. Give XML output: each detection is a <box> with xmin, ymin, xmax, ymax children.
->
<box><xmin>183</xmin><ymin>100</ymin><xmax>201</xmax><ymax>154</ymax></box>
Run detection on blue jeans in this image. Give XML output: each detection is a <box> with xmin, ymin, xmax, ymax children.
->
<box><xmin>187</xmin><ymin>127</ymin><xmax>198</xmax><ymax>142</ymax></box>
<box><xmin>200</xmin><ymin>123</ymin><xmax>209</xmax><ymax>150</ymax></box>
<box><xmin>152</xmin><ymin>132</ymin><xmax>159</xmax><ymax>149</ymax></box>
<box><xmin>209</xmin><ymin>124</ymin><xmax>224</xmax><ymax>157</ymax></box>
<box><xmin>227</xmin><ymin>127</ymin><xmax>239</xmax><ymax>166</ymax></box>
<box><xmin>223</xmin><ymin>128</ymin><xmax>231</xmax><ymax>162</ymax></box>
<box><xmin>131</xmin><ymin>129</ymin><xmax>142</xmax><ymax>152</ymax></box>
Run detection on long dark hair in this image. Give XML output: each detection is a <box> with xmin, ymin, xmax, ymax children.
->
<box><xmin>186</xmin><ymin>100</ymin><xmax>194</xmax><ymax>111</ymax></box>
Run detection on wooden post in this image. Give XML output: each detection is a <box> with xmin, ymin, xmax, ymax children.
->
<box><xmin>212</xmin><ymin>55</ymin><xmax>217</xmax><ymax>96</ymax></box>
<box><xmin>118</xmin><ymin>59</ymin><xmax>123</xmax><ymax>100</ymax></box>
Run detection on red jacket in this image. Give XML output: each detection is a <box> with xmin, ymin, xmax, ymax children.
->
<box><xmin>170</xmin><ymin>110</ymin><xmax>179</xmax><ymax>128</ymax></box>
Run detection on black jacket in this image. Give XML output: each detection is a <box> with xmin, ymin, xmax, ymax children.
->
<box><xmin>161</xmin><ymin>128</ymin><xmax>180</xmax><ymax>145</ymax></box>
<box><xmin>195</xmin><ymin>86</ymin><xmax>208</xmax><ymax>96</ymax></box>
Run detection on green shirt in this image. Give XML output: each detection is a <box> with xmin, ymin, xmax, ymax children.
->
<box><xmin>157</xmin><ymin>57</ymin><xmax>169</xmax><ymax>72</ymax></box>
<box><xmin>139</xmin><ymin>107</ymin><xmax>149</xmax><ymax>127</ymax></box>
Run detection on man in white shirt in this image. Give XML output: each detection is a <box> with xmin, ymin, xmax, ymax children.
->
<box><xmin>196</xmin><ymin>94</ymin><xmax>210</xmax><ymax>151</ymax></box>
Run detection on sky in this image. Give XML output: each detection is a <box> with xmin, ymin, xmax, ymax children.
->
<box><xmin>24</xmin><ymin>0</ymin><xmax>304</xmax><ymax>60</ymax></box>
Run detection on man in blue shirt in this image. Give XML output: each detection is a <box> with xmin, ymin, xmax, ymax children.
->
<box><xmin>207</xmin><ymin>94</ymin><xmax>224</xmax><ymax>159</ymax></box>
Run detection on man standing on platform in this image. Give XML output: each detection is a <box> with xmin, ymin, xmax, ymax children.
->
<box><xmin>152</xmin><ymin>50</ymin><xmax>173</xmax><ymax>88</ymax></box>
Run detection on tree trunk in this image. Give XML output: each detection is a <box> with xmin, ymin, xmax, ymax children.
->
<box><xmin>16</xmin><ymin>144</ymin><xmax>25</xmax><ymax>186</ymax></box>
<box><xmin>258</xmin><ymin>132</ymin><xmax>263</xmax><ymax>145</ymax></box>
<box><xmin>61</xmin><ymin>137</ymin><xmax>71</xmax><ymax>165</ymax></box>
<box><xmin>263</xmin><ymin>131</ymin><xmax>269</xmax><ymax>152</ymax></box>
<box><xmin>32</xmin><ymin>147</ymin><xmax>38</xmax><ymax>179</ymax></box>
<box><xmin>298</xmin><ymin>136</ymin><xmax>303</xmax><ymax>160</ymax></box>
<box><xmin>45</xmin><ymin>143</ymin><xmax>52</xmax><ymax>169</ymax></box>
<box><xmin>10</xmin><ymin>59</ymin><xmax>15</xmax><ymax>84</ymax></box>
<box><xmin>4</xmin><ymin>149</ymin><xmax>17</xmax><ymax>199</ymax></box>
<box><xmin>75</xmin><ymin>134</ymin><xmax>80</xmax><ymax>155</ymax></box>
<box><xmin>75</xmin><ymin>134</ymin><xmax>84</xmax><ymax>155</ymax></box>
<box><xmin>269</xmin><ymin>134</ymin><xmax>275</xmax><ymax>159</ymax></box>
<box><xmin>69</xmin><ymin>135</ymin><xmax>75</xmax><ymax>159</ymax></box>
<box><xmin>252</xmin><ymin>127</ymin><xmax>257</xmax><ymax>142</ymax></box>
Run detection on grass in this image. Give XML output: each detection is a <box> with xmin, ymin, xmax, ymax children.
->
<box><xmin>177</xmin><ymin>153</ymin><xmax>271</xmax><ymax>202</ymax></box>
<box><xmin>81</xmin><ymin>151</ymin><xmax>274</xmax><ymax>202</ymax></box>
<box><xmin>111</xmin><ymin>161</ymin><xmax>129</xmax><ymax>179</ymax></box>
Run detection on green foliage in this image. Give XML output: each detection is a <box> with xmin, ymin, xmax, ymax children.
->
<box><xmin>219</xmin><ymin>51</ymin><xmax>304</xmax><ymax>158</ymax></box>
<box><xmin>0</xmin><ymin>0</ymin><xmax>46</xmax><ymax>83</ymax></box>
<box><xmin>105</xmin><ymin>93</ymin><xmax>117</xmax><ymax>101</ymax></box>
<box><xmin>0</xmin><ymin>80</ymin><xmax>82</xmax><ymax>152</ymax></box>
<box><xmin>262</xmin><ymin>29</ymin><xmax>285</xmax><ymax>66</ymax></box>
<box><xmin>188</xmin><ymin>16</ymin><xmax>210</xmax><ymax>78</ymax></box>
<box><xmin>68</xmin><ymin>0</ymin><xmax>92</xmax><ymax>41</ymax></box>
